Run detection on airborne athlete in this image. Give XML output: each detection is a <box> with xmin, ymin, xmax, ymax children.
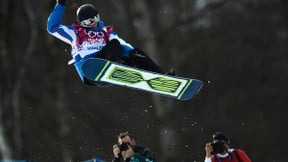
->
<box><xmin>47</xmin><ymin>0</ymin><xmax>202</xmax><ymax>100</ymax></box>
<box><xmin>47</xmin><ymin>0</ymin><xmax>171</xmax><ymax>85</ymax></box>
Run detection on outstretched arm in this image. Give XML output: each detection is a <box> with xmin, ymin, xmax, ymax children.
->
<box><xmin>47</xmin><ymin>1</ymin><xmax>75</xmax><ymax>44</ymax></box>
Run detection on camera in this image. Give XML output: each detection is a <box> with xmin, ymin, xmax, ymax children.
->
<box><xmin>118</xmin><ymin>143</ymin><xmax>129</xmax><ymax>152</ymax></box>
<box><xmin>211</xmin><ymin>140</ymin><xmax>226</xmax><ymax>154</ymax></box>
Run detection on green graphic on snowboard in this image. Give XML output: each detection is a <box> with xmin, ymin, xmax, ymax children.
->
<box><xmin>107</xmin><ymin>67</ymin><xmax>182</xmax><ymax>93</ymax></box>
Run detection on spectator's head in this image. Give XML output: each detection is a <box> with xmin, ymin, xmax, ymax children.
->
<box><xmin>213</xmin><ymin>132</ymin><xmax>230</xmax><ymax>144</ymax></box>
<box><xmin>118</xmin><ymin>131</ymin><xmax>136</xmax><ymax>147</ymax></box>
<box><xmin>211</xmin><ymin>132</ymin><xmax>230</xmax><ymax>154</ymax></box>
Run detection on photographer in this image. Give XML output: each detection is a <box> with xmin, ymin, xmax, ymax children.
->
<box><xmin>112</xmin><ymin>131</ymin><xmax>156</xmax><ymax>162</ymax></box>
<box><xmin>205</xmin><ymin>132</ymin><xmax>251</xmax><ymax>162</ymax></box>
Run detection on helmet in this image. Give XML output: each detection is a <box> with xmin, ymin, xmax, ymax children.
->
<box><xmin>76</xmin><ymin>4</ymin><xmax>100</xmax><ymax>22</ymax></box>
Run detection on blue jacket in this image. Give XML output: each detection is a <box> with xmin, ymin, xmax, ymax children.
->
<box><xmin>47</xmin><ymin>3</ymin><xmax>133</xmax><ymax>82</ymax></box>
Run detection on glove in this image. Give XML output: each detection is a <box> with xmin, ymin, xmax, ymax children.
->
<box><xmin>57</xmin><ymin>0</ymin><xmax>65</xmax><ymax>5</ymax></box>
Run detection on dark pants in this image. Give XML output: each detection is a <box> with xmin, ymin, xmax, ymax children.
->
<box><xmin>97</xmin><ymin>39</ymin><xmax>163</xmax><ymax>73</ymax></box>
<box><xmin>129</xmin><ymin>48</ymin><xmax>163</xmax><ymax>73</ymax></box>
<box><xmin>96</xmin><ymin>39</ymin><xmax>123</xmax><ymax>61</ymax></box>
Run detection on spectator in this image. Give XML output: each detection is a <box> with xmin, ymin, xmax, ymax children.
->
<box><xmin>112</xmin><ymin>131</ymin><xmax>156</xmax><ymax>162</ymax></box>
<box><xmin>205</xmin><ymin>132</ymin><xmax>251</xmax><ymax>162</ymax></box>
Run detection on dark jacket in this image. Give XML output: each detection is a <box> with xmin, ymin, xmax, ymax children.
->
<box><xmin>112</xmin><ymin>145</ymin><xmax>156</xmax><ymax>162</ymax></box>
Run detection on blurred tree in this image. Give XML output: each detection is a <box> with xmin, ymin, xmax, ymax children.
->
<box><xmin>0</xmin><ymin>0</ymin><xmax>287</xmax><ymax>161</ymax></box>
<box><xmin>0</xmin><ymin>0</ymin><xmax>12</xmax><ymax>159</ymax></box>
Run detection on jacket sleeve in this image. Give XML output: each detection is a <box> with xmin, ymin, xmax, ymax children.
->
<box><xmin>142</xmin><ymin>148</ymin><xmax>156</xmax><ymax>161</ymax></box>
<box><xmin>47</xmin><ymin>3</ymin><xmax>75</xmax><ymax>45</ymax></box>
<box><xmin>237</xmin><ymin>149</ymin><xmax>251</xmax><ymax>162</ymax></box>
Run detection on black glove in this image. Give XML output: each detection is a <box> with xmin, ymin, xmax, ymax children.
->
<box><xmin>57</xmin><ymin>0</ymin><xmax>65</xmax><ymax>5</ymax></box>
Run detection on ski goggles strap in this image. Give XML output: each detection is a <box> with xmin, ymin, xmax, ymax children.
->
<box><xmin>80</xmin><ymin>15</ymin><xmax>100</xmax><ymax>28</ymax></box>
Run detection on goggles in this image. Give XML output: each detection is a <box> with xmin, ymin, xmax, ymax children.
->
<box><xmin>80</xmin><ymin>15</ymin><xmax>100</xmax><ymax>28</ymax></box>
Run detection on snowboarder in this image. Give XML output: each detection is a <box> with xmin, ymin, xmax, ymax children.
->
<box><xmin>47</xmin><ymin>0</ymin><xmax>171</xmax><ymax>85</ymax></box>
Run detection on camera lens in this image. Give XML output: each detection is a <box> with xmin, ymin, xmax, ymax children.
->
<box><xmin>118</xmin><ymin>143</ymin><xmax>129</xmax><ymax>152</ymax></box>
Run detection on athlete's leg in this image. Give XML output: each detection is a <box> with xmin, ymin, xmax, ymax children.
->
<box><xmin>97</xmin><ymin>39</ymin><xmax>123</xmax><ymax>61</ymax></box>
<box><xmin>129</xmin><ymin>48</ymin><xmax>164</xmax><ymax>73</ymax></box>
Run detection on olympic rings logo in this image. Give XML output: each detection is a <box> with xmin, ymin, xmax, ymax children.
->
<box><xmin>84</xmin><ymin>30</ymin><xmax>105</xmax><ymax>39</ymax></box>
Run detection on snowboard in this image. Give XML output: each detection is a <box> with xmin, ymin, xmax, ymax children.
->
<box><xmin>82</xmin><ymin>58</ymin><xmax>203</xmax><ymax>100</ymax></box>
